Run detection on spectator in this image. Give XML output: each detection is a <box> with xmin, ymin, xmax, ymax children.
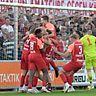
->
<box><xmin>1</xmin><ymin>17</ymin><xmax>14</xmax><ymax>33</ymax></box>
<box><xmin>0</xmin><ymin>12</ymin><xmax>6</xmax><ymax>27</ymax></box>
<box><xmin>25</xmin><ymin>9</ymin><xmax>32</xmax><ymax>22</ymax></box>
<box><xmin>3</xmin><ymin>32</ymin><xmax>15</xmax><ymax>60</ymax></box>
<box><xmin>7</xmin><ymin>7</ymin><xmax>14</xmax><ymax>19</ymax></box>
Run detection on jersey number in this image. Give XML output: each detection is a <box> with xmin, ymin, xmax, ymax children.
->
<box><xmin>87</xmin><ymin>37</ymin><xmax>92</xmax><ymax>45</ymax></box>
<box><xmin>30</xmin><ymin>42</ymin><xmax>34</xmax><ymax>51</ymax></box>
<box><xmin>78</xmin><ymin>46</ymin><xmax>83</xmax><ymax>55</ymax></box>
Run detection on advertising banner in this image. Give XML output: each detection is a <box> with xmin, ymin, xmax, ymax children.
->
<box><xmin>0</xmin><ymin>61</ymin><xmax>90</xmax><ymax>88</ymax></box>
<box><xmin>0</xmin><ymin>62</ymin><xmax>21</xmax><ymax>88</ymax></box>
<box><xmin>0</xmin><ymin>0</ymin><xmax>95</xmax><ymax>16</ymax></box>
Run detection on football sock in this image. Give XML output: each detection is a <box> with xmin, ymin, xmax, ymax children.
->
<box><xmin>88</xmin><ymin>72</ymin><xmax>92</xmax><ymax>83</ymax></box>
<box><xmin>25</xmin><ymin>75</ymin><xmax>29</xmax><ymax>86</ymax></box>
<box><xmin>60</xmin><ymin>73</ymin><xmax>67</xmax><ymax>83</ymax></box>
<box><xmin>32</xmin><ymin>76</ymin><xmax>38</xmax><ymax>87</ymax></box>
<box><xmin>66</xmin><ymin>75</ymin><xmax>73</xmax><ymax>85</ymax></box>
<box><xmin>20</xmin><ymin>75</ymin><xmax>25</xmax><ymax>87</ymax></box>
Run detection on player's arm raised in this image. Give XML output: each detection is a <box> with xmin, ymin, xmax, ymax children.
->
<box><xmin>22</xmin><ymin>31</ymin><xmax>29</xmax><ymax>42</ymax></box>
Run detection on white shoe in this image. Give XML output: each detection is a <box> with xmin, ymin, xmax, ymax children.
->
<box><xmin>21</xmin><ymin>85</ymin><xmax>28</xmax><ymax>92</ymax></box>
<box><xmin>41</xmin><ymin>87</ymin><xmax>50</xmax><ymax>93</ymax></box>
<box><xmin>27</xmin><ymin>88</ymin><xmax>40</xmax><ymax>93</ymax></box>
<box><xmin>32</xmin><ymin>87</ymin><xmax>40</xmax><ymax>93</ymax></box>
<box><xmin>19</xmin><ymin>87</ymin><xmax>23</xmax><ymax>92</ymax></box>
<box><xmin>87</xmin><ymin>83</ymin><xmax>94</xmax><ymax>90</ymax></box>
<box><xmin>68</xmin><ymin>86</ymin><xmax>75</xmax><ymax>92</ymax></box>
<box><xmin>63</xmin><ymin>83</ymin><xmax>70</xmax><ymax>93</ymax></box>
<box><xmin>28</xmin><ymin>89</ymin><xmax>35</xmax><ymax>93</ymax></box>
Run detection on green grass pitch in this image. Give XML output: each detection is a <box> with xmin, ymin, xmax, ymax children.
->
<box><xmin>0</xmin><ymin>89</ymin><xmax>96</xmax><ymax>96</ymax></box>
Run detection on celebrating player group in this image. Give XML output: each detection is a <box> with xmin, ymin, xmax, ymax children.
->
<box><xmin>19</xmin><ymin>15</ymin><xmax>96</xmax><ymax>94</ymax></box>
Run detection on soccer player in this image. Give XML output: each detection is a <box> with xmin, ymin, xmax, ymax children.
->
<box><xmin>19</xmin><ymin>32</ymin><xmax>30</xmax><ymax>92</ymax></box>
<box><xmin>26</xmin><ymin>28</ymin><xmax>59</xmax><ymax>92</ymax></box>
<box><xmin>41</xmin><ymin>15</ymin><xmax>57</xmax><ymax>40</ymax></box>
<box><xmin>53</xmin><ymin>34</ymin><xmax>84</xmax><ymax>93</ymax></box>
<box><xmin>40</xmin><ymin>30</ymin><xmax>59</xmax><ymax>91</ymax></box>
<box><xmin>28</xmin><ymin>28</ymin><xmax>50</xmax><ymax>93</ymax></box>
<box><xmin>80</xmin><ymin>30</ymin><xmax>96</xmax><ymax>90</ymax></box>
<box><xmin>19</xmin><ymin>25</ymin><xmax>36</xmax><ymax>92</ymax></box>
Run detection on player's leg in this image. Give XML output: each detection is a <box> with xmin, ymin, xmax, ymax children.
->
<box><xmin>59</xmin><ymin>69</ymin><xmax>71</xmax><ymax>93</ymax></box>
<box><xmin>85</xmin><ymin>57</ymin><xmax>94</xmax><ymax>90</ymax></box>
<box><xmin>66</xmin><ymin>73</ymin><xmax>75</xmax><ymax>92</ymax></box>
<box><xmin>93</xmin><ymin>67</ymin><xmax>96</xmax><ymax>80</ymax></box>
<box><xmin>42</xmin><ymin>58</ymin><xmax>56</xmax><ymax>91</ymax></box>
<box><xmin>19</xmin><ymin>69</ymin><xmax>28</xmax><ymax>92</ymax></box>
<box><xmin>42</xmin><ymin>56</ymin><xmax>52</xmax><ymax>87</ymax></box>
<box><xmin>33</xmin><ymin>55</ymin><xmax>50</xmax><ymax>93</ymax></box>
<box><xmin>27</xmin><ymin>54</ymin><xmax>37</xmax><ymax>93</ymax></box>
<box><xmin>59</xmin><ymin>62</ymin><xmax>74</xmax><ymax>93</ymax></box>
<box><xmin>19</xmin><ymin>52</ymin><xmax>29</xmax><ymax>92</ymax></box>
<box><xmin>67</xmin><ymin>62</ymin><xmax>83</xmax><ymax>85</ymax></box>
<box><xmin>24</xmin><ymin>72</ymin><xmax>29</xmax><ymax>86</ymax></box>
<box><xmin>66</xmin><ymin>63</ymin><xmax>82</xmax><ymax>92</ymax></box>
<box><xmin>28</xmin><ymin>71</ymin><xmax>39</xmax><ymax>93</ymax></box>
<box><xmin>49</xmin><ymin>60</ymin><xmax>59</xmax><ymax>78</ymax></box>
<box><xmin>41</xmin><ymin>68</ymin><xmax>51</xmax><ymax>93</ymax></box>
<box><xmin>92</xmin><ymin>56</ymin><xmax>96</xmax><ymax>80</ymax></box>
<box><xmin>20</xmin><ymin>72</ymin><xmax>29</xmax><ymax>92</ymax></box>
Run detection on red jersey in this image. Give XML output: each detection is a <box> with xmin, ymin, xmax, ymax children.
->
<box><xmin>40</xmin><ymin>37</ymin><xmax>53</xmax><ymax>58</ymax></box>
<box><xmin>68</xmin><ymin>40</ymin><xmax>84</xmax><ymax>63</ymax></box>
<box><xmin>23</xmin><ymin>38</ymin><xmax>30</xmax><ymax>51</ymax></box>
<box><xmin>29</xmin><ymin>35</ymin><xmax>43</xmax><ymax>54</ymax></box>
<box><xmin>44</xmin><ymin>22</ymin><xmax>57</xmax><ymax>39</ymax></box>
<box><xmin>54</xmin><ymin>40</ymin><xmax>65</xmax><ymax>60</ymax></box>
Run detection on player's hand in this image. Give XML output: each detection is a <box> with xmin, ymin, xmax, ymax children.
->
<box><xmin>46</xmin><ymin>29</ymin><xmax>52</xmax><ymax>34</ymax></box>
<box><xmin>52</xmin><ymin>46</ymin><xmax>58</xmax><ymax>53</ymax></box>
<box><xmin>55</xmin><ymin>67</ymin><xmax>59</xmax><ymax>78</ymax></box>
<box><xmin>43</xmin><ymin>35</ymin><xmax>49</xmax><ymax>39</ymax></box>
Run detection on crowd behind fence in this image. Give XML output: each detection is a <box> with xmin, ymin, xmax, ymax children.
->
<box><xmin>0</xmin><ymin>7</ymin><xmax>96</xmax><ymax>60</ymax></box>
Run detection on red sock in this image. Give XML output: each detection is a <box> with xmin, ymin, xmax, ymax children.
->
<box><xmin>28</xmin><ymin>83</ymin><xmax>32</xmax><ymax>89</ymax></box>
<box><xmin>60</xmin><ymin>73</ymin><xmax>67</xmax><ymax>83</ymax></box>
<box><xmin>49</xmin><ymin>60</ymin><xmax>57</xmax><ymax>69</ymax></box>
<box><xmin>20</xmin><ymin>75</ymin><xmax>25</xmax><ymax>87</ymax></box>
<box><xmin>42</xmin><ymin>81</ymin><xmax>47</xmax><ymax>86</ymax></box>
<box><xmin>66</xmin><ymin>75</ymin><xmax>73</xmax><ymax>85</ymax></box>
<box><xmin>25</xmin><ymin>75</ymin><xmax>29</xmax><ymax>86</ymax></box>
<box><xmin>32</xmin><ymin>76</ymin><xmax>38</xmax><ymax>87</ymax></box>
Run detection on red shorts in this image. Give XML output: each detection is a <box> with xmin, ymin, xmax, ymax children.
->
<box><xmin>63</xmin><ymin>61</ymin><xmax>83</xmax><ymax>73</ymax></box>
<box><xmin>28</xmin><ymin>53</ymin><xmax>47</xmax><ymax>71</ymax></box>
<box><xmin>42</xmin><ymin>55</ymin><xmax>50</xmax><ymax>70</ymax></box>
<box><xmin>21</xmin><ymin>50</ymin><xmax>29</xmax><ymax>70</ymax></box>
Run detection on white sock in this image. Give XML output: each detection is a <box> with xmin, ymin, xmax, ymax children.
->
<box><xmin>42</xmin><ymin>86</ymin><xmax>46</xmax><ymax>89</ymax></box>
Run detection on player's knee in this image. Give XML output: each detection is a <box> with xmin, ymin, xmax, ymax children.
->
<box><xmin>22</xmin><ymin>70</ymin><xmax>28</xmax><ymax>76</ymax></box>
<box><xmin>42</xmin><ymin>68</ymin><xmax>48</xmax><ymax>74</ymax></box>
<box><xmin>59</xmin><ymin>69</ymin><xmax>64</xmax><ymax>74</ymax></box>
<box><xmin>93</xmin><ymin>67</ymin><xmax>96</xmax><ymax>73</ymax></box>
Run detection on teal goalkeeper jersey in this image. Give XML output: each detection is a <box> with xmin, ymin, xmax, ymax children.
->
<box><xmin>80</xmin><ymin>34</ymin><xmax>96</xmax><ymax>57</ymax></box>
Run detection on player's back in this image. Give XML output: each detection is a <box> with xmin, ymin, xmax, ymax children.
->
<box><xmin>72</xmin><ymin>40</ymin><xmax>84</xmax><ymax>63</ymax></box>
<box><xmin>80</xmin><ymin>35</ymin><xmax>96</xmax><ymax>57</ymax></box>
<box><xmin>30</xmin><ymin>34</ymin><xmax>41</xmax><ymax>54</ymax></box>
<box><xmin>23</xmin><ymin>38</ymin><xmax>30</xmax><ymax>52</ymax></box>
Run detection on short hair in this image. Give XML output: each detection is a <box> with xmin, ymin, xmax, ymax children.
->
<box><xmin>34</xmin><ymin>28</ymin><xmax>42</xmax><ymax>36</ymax></box>
<box><xmin>29</xmin><ymin>23</ymin><xmax>37</xmax><ymax>33</ymax></box>
<box><xmin>5</xmin><ymin>16</ymin><xmax>10</xmax><ymax>20</ymax></box>
<box><xmin>42</xmin><ymin>15</ymin><xmax>49</xmax><ymax>21</ymax></box>
<box><xmin>70</xmin><ymin>34</ymin><xmax>77</xmax><ymax>39</ymax></box>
